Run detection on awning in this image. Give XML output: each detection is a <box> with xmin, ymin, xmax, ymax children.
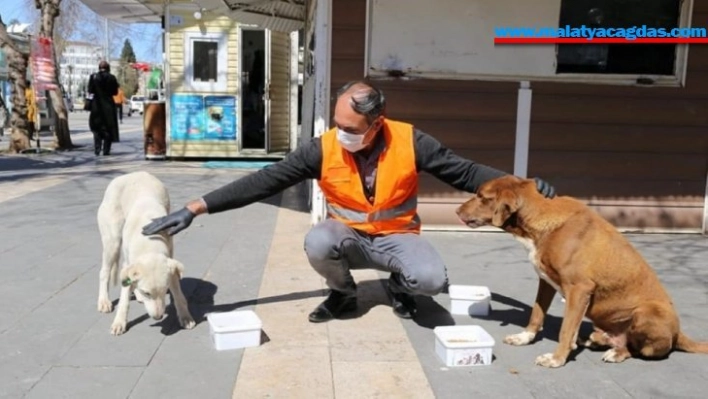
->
<box><xmin>224</xmin><ymin>0</ymin><xmax>305</xmax><ymax>32</ymax></box>
<box><xmin>78</xmin><ymin>0</ymin><xmax>164</xmax><ymax>23</ymax></box>
<box><xmin>76</xmin><ymin>0</ymin><xmax>305</xmax><ymax>31</ymax></box>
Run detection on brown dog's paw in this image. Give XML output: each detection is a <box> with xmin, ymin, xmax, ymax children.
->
<box><xmin>534</xmin><ymin>353</ymin><xmax>566</xmax><ymax>368</ymax></box>
<box><xmin>504</xmin><ymin>331</ymin><xmax>536</xmax><ymax>346</ymax></box>
<box><xmin>601</xmin><ymin>348</ymin><xmax>631</xmax><ymax>363</ymax></box>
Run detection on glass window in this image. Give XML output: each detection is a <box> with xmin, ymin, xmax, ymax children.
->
<box><xmin>184</xmin><ymin>32</ymin><xmax>227</xmax><ymax>92</ymax></box>
<box><xmin>193</xmin><ymin>41</ymin><xmax>218</xmax><ymax>82</ymax></box>
<box><xmin>556</xmin><ymin>0</ymin><xmax>681</xmax><ymax>75</ymax></box>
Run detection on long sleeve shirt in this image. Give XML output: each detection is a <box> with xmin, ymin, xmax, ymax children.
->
<box><xmin>201</xmin><ymin>128</ymin><xmax>508</xmax><ymax>214</ymax></box>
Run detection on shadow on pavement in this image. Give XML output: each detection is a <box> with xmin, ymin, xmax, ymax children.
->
<box><xmin>175</xmin><ymin>278</ymin><xmax>420</xmax><ymax>330</ymax></box>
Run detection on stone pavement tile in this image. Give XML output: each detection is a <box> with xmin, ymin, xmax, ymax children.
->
<box><xmin>57</xmin><ymin>304</ymin><xmax>168</xmax><ymax>367</ymax></box>
<box><xmin>328</xmin><ymin>307</ymin><xmax>420</xmax><ymax>363</ymax></box>
<box><xmin>0</xmin><ymin>231</ymin><xmax>26</xmax><ymax>255</ymax></box>
<box><xmin>0</xmin><ymin>268</ymin><xmax>102</xmax><ymax>396</ymax></box>
<box><xmin>513</xmin><ymin>362</ymin><xmax>634</xmax><ymax>399</ymax></box>
<box><xmin>0</xmin><ymin>265</ymin><xmax>101</xmax><ymax>365</ymax></box>
<box><xmin>232</xmin><ymin>345</ymin><xmax>334</xmax><ymax>398</ymax></box>
<box><xmin>0</xmin><ymin>355</ymin><xmax>51</xmax><ymax>399</ymax></box>
<box><xmin>595</xmin><ymin>354</ymin><xmax>708</xmax><ymax>399</ymax></box>
<box><xmin>1</xmin><ymin>233</ymin><xmax>85</xmax><ymax>281</ymax></box>
<box><xmin>0</xmin><ymin>248</ymin><xmax>98</xmax><ymax>334</ymax></box>
<box><xmin>331</xmin><ymin>361</ymin><xmax>435</xmax><ymax>399</ymax></box>
<box><xmin>0</xmin><ymin>175</ymin><xmax>75</xmax><ymax>203</ymax></box>
<box><xmin>256</xmin><ymin>268</ymin><xmax>323</xmax><ymax>297</ymax></box>
<box><xmin>253</xmin><ymin>295</ymin><xmax>330</xmax><ymax>348</ymax></box>
<box><xmin>328</xmin><ymin>270</ymin><xmax>419</xmax><ymax>363</ymax></box>
<box><xmin>24</xmin><ymin>366</ymin><xmax>143</xmax><ymax>399</ymax></box>
<box><xmin>127</xmin><ymin>321</ymin><xmax>242</xmax><ymax>399</ymax></box>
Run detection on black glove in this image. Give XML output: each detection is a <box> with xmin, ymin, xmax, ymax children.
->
<box><xmin>142</xmin><ymin>207</ymin><xmax>196</xmax><ymax>236</ymax></box>
<box><xmin>534</xmin><ymin>177</ymin><xmax>556</xmax><ymax>198</ymax></box>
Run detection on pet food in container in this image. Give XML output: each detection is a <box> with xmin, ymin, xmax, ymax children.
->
<box><xmin>434</xmin><ymin>325</ymin><xmax>495</xmax><ymax>367</ymax></box>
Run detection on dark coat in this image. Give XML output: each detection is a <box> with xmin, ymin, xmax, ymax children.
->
<box><xmin>88</xmin><ymin>71</ymin><xmax>120</xmax><ymax>142</ymax></box>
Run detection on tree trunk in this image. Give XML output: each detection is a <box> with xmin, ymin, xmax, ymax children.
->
<box><xmin>0</xmin><ymin>17</ymin><xmax>31</xmax><ymax>153</ymax></box>
<box><xmin>8</xmin><ymin>52</ymin><xmax>31</xmax><ymax>153</ymax></box>
<box><xmin>36</xmin><ymin>0</ymin><xmax>74</xmax><ymax>150</ymax></box>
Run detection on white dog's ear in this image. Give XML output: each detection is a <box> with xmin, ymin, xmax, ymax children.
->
<box><xmin>167</xmin><ymin>259</ymin><xmax>185</xmax><ymax>279</ymax></box>
<box><xmin>120</xmin><ymin>264</ymin><xmax>142</xmax><ymax>287</ymax></box>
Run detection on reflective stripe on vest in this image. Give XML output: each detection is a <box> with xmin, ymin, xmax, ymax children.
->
<box><xmin>326</xmin><ymin>196</ymin><xmax>418</xmax><ymax>223</ymax></box>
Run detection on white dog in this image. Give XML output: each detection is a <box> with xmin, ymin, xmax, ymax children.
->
<box><xmin>97</xmin><ymin>171</ymin><xmax>196</xmax><ymax>335</ymax></box>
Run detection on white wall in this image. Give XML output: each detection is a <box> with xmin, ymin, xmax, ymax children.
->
<box><xmin>366</xmin><ymin>0</ymin><xmax>560</xmax><ymax>80</ymax></box>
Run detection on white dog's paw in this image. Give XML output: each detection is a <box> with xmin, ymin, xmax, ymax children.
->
<box><xmin>97</xmin><ymin>298</ymin><xmax>113</xmax><ymax>313</ymax></box>
<box><xmin>504</xmin><ymin>331</ymin><xmax>536</xmax><ymax>346</ymax></box>
<box><xmin>110</xmin><ymin>320</ymin><xmax>127</xmax><ymax>335</ymax></box>
<box><xmin>180</xmin><ymin>315</ymin><xmax>196</xmax><ymax>330</ymax></box>
<box><xmin>535</xmin><ymin>353</ymin><xmax>566</xmax><ymax>368</ymax></box>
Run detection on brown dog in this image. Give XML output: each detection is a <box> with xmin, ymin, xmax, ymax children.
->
<box><xmin>455</xmin><ymin>175</ymin><xmax>708</xmax><ymax>368</ymax></box>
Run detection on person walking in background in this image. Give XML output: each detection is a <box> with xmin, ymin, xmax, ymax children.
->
<box><xmin>88</xmin><ymin>60</ymin><xmax>120</xmax><ymax>156</ymax></box>
<box><xmin>113</xmin><ymin>86</ymin><xmax>125</xmax><ymax>124</ymax></box>
<box><xmin>25</xmin><ymin>81</ymin><xmax>37</xmax><ymax>141</ymax></box>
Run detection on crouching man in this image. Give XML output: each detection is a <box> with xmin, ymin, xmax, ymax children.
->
<box><xmin>141</xmin><ymin>80</ymin><xmax>556</xmax><ymax>323</ymax></box>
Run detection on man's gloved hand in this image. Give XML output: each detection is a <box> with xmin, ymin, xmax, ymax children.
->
<box><xmin>142</xmin><ymin>207</ymin><xmax>196</xmax><ymax>236</ymax></box>
<box><xmin>534</xmin><ymin>177</ymin><xmax>556</xmax><ymax>198</ymax></box>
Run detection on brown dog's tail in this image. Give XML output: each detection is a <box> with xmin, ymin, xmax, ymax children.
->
<box><xmin>675</xmin><ymin>332</ymin><xmax>708</xmax><ymax>354</ymax></box>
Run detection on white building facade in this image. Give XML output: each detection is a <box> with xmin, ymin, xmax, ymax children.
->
<box><xmin>58</xmin><ymin>41</ymin><xmax>103</xmax><ymax>100</ymax></box>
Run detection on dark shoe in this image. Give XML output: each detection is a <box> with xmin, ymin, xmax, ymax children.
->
<box><xmin>386</xmin><ymin>279</ymin><xmax>417</xmax><ymax>319</ymax></box>
<box><xmin>308</xmin><ymin>290</ymin><xmax>357</xmax><ymax>323</ymax></box>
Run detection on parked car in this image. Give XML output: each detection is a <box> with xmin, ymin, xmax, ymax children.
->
<box><xmin>128</xmin><ymin>95</ymin><xmax>145</xmax><ymax>116</ymax></box>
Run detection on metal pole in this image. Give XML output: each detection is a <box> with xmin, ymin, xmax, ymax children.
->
<box><xmin>104</xmin><ymin>18</ymin><xmax>109</xmax><ymax>60</ymax></box>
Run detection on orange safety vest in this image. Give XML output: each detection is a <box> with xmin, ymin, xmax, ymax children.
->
<box><xmin>318</xmin><ymin>118</ymin><xmax>421</xmax><ymax>235</ymax></box>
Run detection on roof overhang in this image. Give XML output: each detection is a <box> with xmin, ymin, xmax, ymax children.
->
<box><xmin>76</xmin><ymin>0</ymin><xmax>305</xmax><ymax>31</ymax></box>
<box><xmin>78</xmin><ymin>0</ymin><xmax>165</xmax><ymax>23</ymax></box>
<box><xmin>223</xmin><ymin>0</ymin><xmax>305</xmax><ymax>32</ymax></box>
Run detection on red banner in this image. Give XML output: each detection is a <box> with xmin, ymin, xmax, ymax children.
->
<box><xmin>30</xmin><ymin>36</ymin><xmax>58</xmax><ymax>95</ymax></box>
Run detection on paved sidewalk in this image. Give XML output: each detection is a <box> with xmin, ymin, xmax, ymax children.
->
<box><xmin>2</xmin><ymin>124</ymin><xmax>708</xmax><ymax>398</ymax></box>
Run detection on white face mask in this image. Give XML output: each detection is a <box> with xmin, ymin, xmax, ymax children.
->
<box><xmin>336</xmin><ymin>129</ymin><xmax>367</xmax><ymax>153</ymax></box>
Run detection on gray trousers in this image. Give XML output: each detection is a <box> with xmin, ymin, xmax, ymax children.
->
<box><xmin>304</xmin><ymin>219</ymin><xmax>448</xmax><ymax>297</ymax></box>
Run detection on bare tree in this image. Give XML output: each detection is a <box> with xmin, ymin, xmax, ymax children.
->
<box><xmin>0</xmin><ymin>15</ymin><xmax>31</xmax><ymax>153</ymax></box>
<box><xmin>34</xmin><ymin>0</ymin><xmax>73</xmax><ymax>150</ymax></box>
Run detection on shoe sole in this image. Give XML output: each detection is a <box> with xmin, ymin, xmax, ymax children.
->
<box><xmin>393</xmin><ymin>308</ymin><xmax>415</xmax><ymax>319</ymax></box>
<box><xmin>308</xmin><ymin>302</ymin><xmax>357</xmax><ymax>323</ymax></box>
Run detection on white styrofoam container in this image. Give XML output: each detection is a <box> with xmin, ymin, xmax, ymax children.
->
<box><xmin>207</xmin><ymin>310</ymin><xmax>263</xmax><ymax>351</ymax></box>
<box><xmin>434</xmin><ymin>325</ymin><xmax>495</xmax><ymax>367</ymax></box>
<box><xmin>448</xmin><ymin>285</ymin><xmax>491</xmax><ymax>316</ymax></box>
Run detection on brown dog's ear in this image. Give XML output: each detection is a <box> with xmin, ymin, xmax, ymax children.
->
<box><xmin>492</xmin><ymin>190</ymin><xmax>521</xmax><ymax>227</ymax></box>
<box><xmin>120</xmin><ymin>265</ymin><xmax>142</xmax><ymax>287</ymax></box>
<box><xmin>167</xmin><ymin>259</ymin><xmax>185</xmax><ymax>279</ymax></box>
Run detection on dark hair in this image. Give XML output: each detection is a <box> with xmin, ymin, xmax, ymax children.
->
<box><xmin>336</xmin><ymin>80</ymin><xmax>386</xmax><ymax>123</ymax></box>
<box><xmin>99</xmin><ymin>60</ymin><xmax>110</xmax><ymax>72</ymax></box>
